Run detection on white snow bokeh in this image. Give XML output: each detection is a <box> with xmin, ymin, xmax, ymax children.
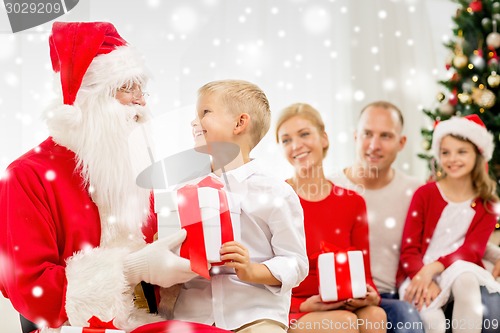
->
<box><xmin>353</xmin><ymin>90</ymin><xmax>365</xmax><ymax>102</ymax></box>
<box><xmin>147</xmin><ymin>0</ymin><xmax>161</xmax><ymax>8</ymax></box>
<box><xmin>336</xmin><ymin>252</ymin><xmax>347</xmax><ymax>264</ymax></box>
<box><xmin>171</xmin><ymin>6</ymin><xmax>198</xmax><ymax>34</ymax></box>
<box><xmin>5</xmin><ymin>72</ymin><xmax>19</xmax><ymax>87</ymax></box>
<box><xmin>202</xmin><ymin>0</ymin><xmax>219</xmax><ymax>6</ymax></box>
<box><xmin>385</xmin><ymin>217</ymin><xmax>396</xmax><ymax>229</ymax></box>
<box><xmin>0</xmin><ymin>35</ymin><xmax>16</xmax><ymax>60</ymax></box>
<box><xmin>45</xmin><ymin>170</ymin><xmax>56</xmax><ymax>181</ymax></box>
<box><xmin>337</xmin><ymin>131</ymin><xmax>348</xmax><ymax>144</ymax></box>
<box><xmin>32</xmin><ymin>286</ymin><xmax>43</xmax><ymax>298</ymax></box>
<box><xmin>302</xmin><ymin>6</ymin><xmax>330</xmax><ymax>34</ymax></box>
<box><xmin>383</xmin><ymin>78</ymin><xmax>397</xmax><ymax>92</ymax></box>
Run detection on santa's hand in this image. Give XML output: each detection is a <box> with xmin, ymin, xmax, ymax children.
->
<box><xmin>124</xmin><ymin>229</ymin><xmax>197</xmax><ymax>287</ymax></box>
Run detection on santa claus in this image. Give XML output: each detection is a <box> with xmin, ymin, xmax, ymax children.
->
<box><xmin>0</xmin><ymin>22</ymin><xmax>202</xmax><ymax>333</ymax></box>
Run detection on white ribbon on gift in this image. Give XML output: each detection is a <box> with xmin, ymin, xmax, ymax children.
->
<box><xmin>318</xmin><ymin>251</ymin><xmax>367</xmax><ymax>302</ymax></box>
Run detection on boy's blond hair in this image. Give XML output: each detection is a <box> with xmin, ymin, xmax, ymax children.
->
<box><xmin>198</xmin><ymin>79</ymin><xmax>271</xmax><ymax>150</ymax></box>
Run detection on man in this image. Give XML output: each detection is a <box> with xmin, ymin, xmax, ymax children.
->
<box><xmin>331</xmin><ymin>101</ymin><xmax>500</xmax><ymax>333</ymax></box>
<box><xmin>0</xmin><ymin>22</ymin><xmax>196</xmax><ymax>332</ymax></box>
<box><xmin>330</xmin><ymin>101</ymin><xmax>424</xmax><ymax>333</ymax></box>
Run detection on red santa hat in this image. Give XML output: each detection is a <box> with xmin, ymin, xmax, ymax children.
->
<box><xmin>49</xmin><ymin>21</ymin><xmax>147</xmax><ymax>105</ymax></box>
<box><xmin>432</xmin><ymin>114</ymin><xmax>494</xmax><ymax>161</ymax></box>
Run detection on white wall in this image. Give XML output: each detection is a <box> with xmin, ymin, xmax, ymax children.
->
<box><xmin>0</xmin><ymin>0</ymin><xmax>456</xmax><ymax>331</ymax></box>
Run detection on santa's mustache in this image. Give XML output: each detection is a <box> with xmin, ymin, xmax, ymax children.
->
<box><xmin>120</xmin><ymin>103</ymin><xmax>151</xmax><ymax>124</ymax></box>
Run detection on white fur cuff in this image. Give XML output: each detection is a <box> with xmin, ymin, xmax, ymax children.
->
<box><xmin>65</xmin><ymin>247</ymin><xmax>139</xmax><ymax>331</ymax></box>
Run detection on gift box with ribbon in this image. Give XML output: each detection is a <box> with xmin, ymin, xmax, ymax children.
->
<box><xmin>318</xmin><ymin>250</ymin><xmax>367</xmax><ymax>302</ymax></box>
<box><xmin>155</xmin><ymin>176</ymin><xmax>241</xmax><ymax>279</ymax></box>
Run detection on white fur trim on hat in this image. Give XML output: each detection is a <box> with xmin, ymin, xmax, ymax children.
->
<box><xmin>79</xmin><ymin>45</ymin><xmax>150</xmax><ymax>98</ymax></box>
<box><xmin>431</xmin><ymin>116</ymin><xmax>494</xmax><ymax>161</ymax></box>
<box><xmin>43</xmin><ymin>45</ymin><xmax>149</xmax><ymax>147</ymax></box>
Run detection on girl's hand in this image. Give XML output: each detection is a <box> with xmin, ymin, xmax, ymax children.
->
<box><xmin>404</xmin><ymin>262</ymin><xmax>444</xmax><ymax>306</ymax></box>
<box><xmin>299</xmin><ymin>295</ymin><xmax>346</xmax><ymax>312</ymax></box>
<box><xmin>414</xmin><ymin>281</ymin><xmax>441</xmax><ymax>310</ymax></box>
<box><xmin>343</xmin><ymin>285</ymin><xmax>380</xmax><ymax>311</ymax></box>
<box><xmin>492</xmin><ymin>259</ymin><xmax>500</xmax><ymax>279</ymax></box>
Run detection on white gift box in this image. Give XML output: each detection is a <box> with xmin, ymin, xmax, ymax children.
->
<box><xmin>61</xmin><ymin>326</ymin><xmax>125</xmax><ymax>333</ymax></box>
<box><xmin>318</xmin><ymin>251</ymin><xmax>367</xmax><ymax>302</ymax></box>
<box><xmin>155</xmin><ymin>186</ymin><xmax>241</xmax><ymax>263</ymax></box>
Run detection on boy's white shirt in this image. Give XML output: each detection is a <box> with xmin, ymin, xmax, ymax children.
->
<box><xmin>173</xmin><ymin>159</ymin><xmax>308</xmax><ymax>330</ymax></box>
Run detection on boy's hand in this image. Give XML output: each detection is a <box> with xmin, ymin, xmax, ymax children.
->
<box><xmin>220</xmin><ymin>241</ymin><xmax>281</xmax><ymax>286</ymax></box>
<box><xmin>220</xmin><ymin>241</ymin><xmax>253</xmax><ymax>281</ymax></box>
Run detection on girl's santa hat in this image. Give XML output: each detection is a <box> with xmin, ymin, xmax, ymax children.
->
<box><xmin>49</xmin><ymin>21</ymin><xmax>148</xmax><ymax>106</ymax></box>
<box><xmin>432</xmin><ymin>114</ymin><xmax>494</xmax><ymax>161</ymax></box>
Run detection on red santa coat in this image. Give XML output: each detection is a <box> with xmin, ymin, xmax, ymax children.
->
<box><xmin>0</xmin><ymin>138</ymin><xmax>158</xmax><ymax>331</ymax></box>
<box><xmin>396</xmin><ymin>182</ymin><xmax>497</xmax><ymax>287</ymax></box>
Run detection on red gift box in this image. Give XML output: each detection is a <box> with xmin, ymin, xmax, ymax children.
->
<box><xmin>318</xmin><ymin>250</ymin><xmax>367</xmax><ymax>302</ymax></box>
<box><xmin>154</xmin><ymin>176</ymin><xmax>241</xmax><ymax>279</ymax></box>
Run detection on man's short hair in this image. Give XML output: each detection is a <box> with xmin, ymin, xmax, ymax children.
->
<box><xmin>359</xmin><ymin>100</ymin><xmax>404</xmax><ymax>129</ymax></box>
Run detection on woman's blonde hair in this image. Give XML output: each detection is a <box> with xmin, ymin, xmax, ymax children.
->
<box><xmin>275</xmin><ymin>103</ymin><xmax>329</xmax><ymax>158</ymax></box>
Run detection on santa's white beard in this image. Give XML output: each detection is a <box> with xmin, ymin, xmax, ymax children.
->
<box><xmin>46</xmin><ymin>96</ymin><xmax>153</xmax><ymax>247</ymax></box>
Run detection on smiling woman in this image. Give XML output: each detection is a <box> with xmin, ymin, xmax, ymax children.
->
<box><xmin>276</xmin><ymin>103</ymin><xmax>385</xmax><ymax>333</ymax></box>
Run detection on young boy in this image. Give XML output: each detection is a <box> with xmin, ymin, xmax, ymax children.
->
<box><xmin>173</xmin><ymin>79</ymin><xmax>308</xmax><ymax>333</ymax></box>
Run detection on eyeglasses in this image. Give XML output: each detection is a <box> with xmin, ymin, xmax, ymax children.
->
<box><xmin>118</xmin><ymin>87</ymin><xmax>150</xmax><ymax>100</ymax></box>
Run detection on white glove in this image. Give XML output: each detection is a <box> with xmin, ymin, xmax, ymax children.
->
<box><xmin>124</xmin><ymin>229</ymin><xmax>197</xmax><ymax>288</ymax></box>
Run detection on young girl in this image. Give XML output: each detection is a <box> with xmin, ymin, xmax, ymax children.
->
<box><xmin>398</xmin><ymin>115</ymin><xmax>500</xmax><ymax>333</ymax></box>
<box><xmin>276</xmin><ymin>103</ymin><xmax>386</xmax><ymax>333</ymax></box>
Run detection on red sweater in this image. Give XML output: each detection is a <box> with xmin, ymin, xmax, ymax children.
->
<box><xmin>290</xmin><ymin>183</ymin><xmax>378</xmax><ymax>316</ymax></box>
<box><xmin>0</xmin><ymin>138</ymin><xmax>157</xmax><ymax>327</ymax></box>
<box><xmin>397</xmin><ymin>182</ymin><xmax>497</xmax><ymax>287</ymax></box>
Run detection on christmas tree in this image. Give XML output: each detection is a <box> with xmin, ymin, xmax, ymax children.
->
<box><xmin>420</xmin><ymin>0</ymin><xmax>500</xmax><ymax>229</ymax></box>
<box><xmin>421</xmin><ymin>5</ymin><xmax>499</xmax><ymax>172</ymax></box>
